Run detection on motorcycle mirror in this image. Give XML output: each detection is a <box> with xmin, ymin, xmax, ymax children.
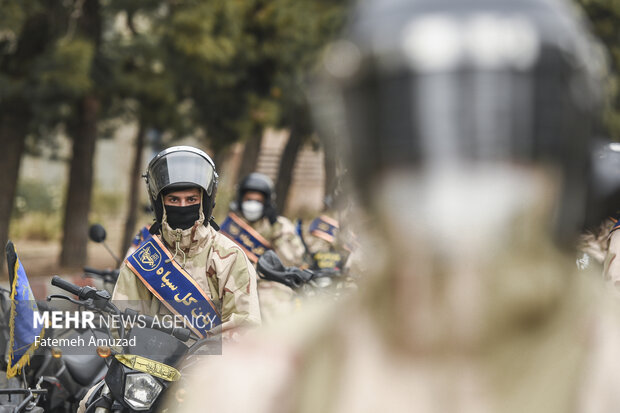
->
<box><xmin>89</xmin><ymin>224</ymin><xmax>107</xmax><ymax>243</ymax></box>
<box><xmin>257</xmin><ymin>250</ymin><xmax>286</xmax><ymax>275</ymax></box>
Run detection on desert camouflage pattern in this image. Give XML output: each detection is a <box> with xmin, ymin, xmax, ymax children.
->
<box><xmin>302</xmin><ymin>214</ymin><xmax>362</xmax><ymax>276</ymax></box>
<box><xmin>236</xmin><ymin>215</ymin><xmax>304</xmax><ymax>323</ymax></box>
<box><xmin>577</xmin><ymin>218</ymin><xmax>615</xmax><ymax>271</ymax></box>
<box><xmin>112</xmin><ymin>223</ymin><xmax>261</xmax><ymax>335</ymax></box>
<box><xmin>247</xmin><ymin>215</ymin><xmax>306</xmax><ymax>267</ymax></box>
<box><xmin>303</xmin><ymin>217</ymin><xmax>335</xmax><ymax>256</ymax></box>
<box><xmin>603</xmin><ymin>219</ymin><xmax>620</xmax><ymax>294</ymax></box>
<box><xmin>174</xmin><ymin>225</ymin><xmax>620</xmax><ymax>413</ymax></box>
<box><xmin>256</xmin><ymin>280</ymin><xmax>298</xmax><ymax>324</ymax></box>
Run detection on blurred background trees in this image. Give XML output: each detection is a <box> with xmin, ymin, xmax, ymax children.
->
<box><xmin>0</xmin><ymin>0</ymin><xmax>348</xmax><ymax>272</ymax></box>
<box><xmin>3</xmin><ymin>0</ymin><xmax>616</xmax><ymax>274</ymax></box>
<box><xmin>577</xmin><ymin>0</ymin><xmax>620</xmax><ymax>136</ymax></box>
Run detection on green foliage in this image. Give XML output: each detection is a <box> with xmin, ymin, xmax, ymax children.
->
<box><xmin>34</xmin><ymin>38</ymin><xmax>95</xmax><ymax>99</ymax></box>
<box><xmin>1</xmin><ymin>0</ymin><xmax>349</xmax><ymax>150</ymax></box>
<box><xmin>13</xmin><ymin>179</ymin><xmax>62</xmax><ymax>217</ymax></box>
<box><xmin>576</xmin><ymin>0</ymin><xmax>620</xmax><ymax>138</ymax></box>
<box><xmin>162</xmin><ymin>0</ymin><xmax>348</xmax><ymax>149</ymax></box>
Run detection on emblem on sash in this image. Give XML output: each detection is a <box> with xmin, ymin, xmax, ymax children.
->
<box><xmin>125</xmin><ymin>237</ymin><xmax>221</xmax><ymax>338</ymax></box>
<box><xmin>220</xmin><ymin>212</ymin><xmax>273</xmax><ymax>263</ymax></box>
<box><xmin>309</xmin><ymin>215</ymin><xmax>339</xmax><ymax>244</ymax></box>
<box><xmin>132</xmin><ymin>225</ymin><xmax>153</xmax><ymax>248</ymax></box>
<box><xmin>610</xmin><ymin>218</ymin><xmax>620</xmax><ymax>237</ymax></box>
<box><xmin>136</xmin><ymin>244</ymin><xmax>161</xmax><ymax>271</ymax></box>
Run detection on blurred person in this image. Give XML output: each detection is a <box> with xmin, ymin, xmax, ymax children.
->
<box><xmin>172</xmin><ymin>1</ymin><xmax>620</xmax><ymax>412</ymax></box>
<box><xmin>112</xmin><ymin>146</ymin><xmax>261</xmax><ymax>337</ymax></box>
<box><xmin>220</xmin><ymin>172</ymin><xmax>306</xmax><ymax>322</ymax></box>
<box><xmin>300</xmin><ymin>186</ymin><xmax>362</xmax><ymax>273</ymax></box>
<box><xmin>297</xmin><ymin>192</ymin><xmax>364</xmax><ymax>298</ymax></box>
<box><xmin>577</xmin><ymin>216</ymin><xmax>614</xmax><ymax>271</ymax></box>
<box><xmin>222</xmin><ymin>172</ymin><xmax>305</xmax><ymax>267</ymax></box>
<box><xmin>587</xmin><ymin>141</ymin><xmax>620</xmax><ymax>289</ymax></box>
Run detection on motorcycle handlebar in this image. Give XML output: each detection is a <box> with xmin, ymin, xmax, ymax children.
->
<box><xmin>51</xmin><ymin>276</ymin><xmax>82</xmax><ymax>297</ymax></box>
<box><xmin>83</xmin><ymin>266</ymin><xmax>119</xmax><ymax>280</ymax></box>
<box><xmin>50</xmin><ymin>277</ymin><xmax>191</xmax><ymax>341</ymax></box>
<box><xmin>83</xmin><ymin>266</ymin><xmax>108</xmax><ymax>276</ymax></box>
<box><xmin>124</xmin><ymin>310</ymin><xmax>192</xmax><ymax>342</ymax></box>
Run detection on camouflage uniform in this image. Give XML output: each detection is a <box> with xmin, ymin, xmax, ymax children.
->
<box><xmin>245</xmin><ymin>215</ymin><xmax>306</xmax><ymax>267</ymax></box>
<box><xmin>577</xmin><ymin>218</ymin><xmax>614</xmax><ymax>271</ymax></box>
<box><xmin>173</xmin><ymin>229</ymin><xmax>620</xmax><ymax>413</ymax></box>
<box><xmin>603</xmin><ymin>220</ymin><xmax>620</xmax><ymax>294</ymax></box>
<box><xmin>237</xmin><ymin>214</ymin><xmax>305</xmax><ymax>324</ymax></box>
<box><xmin>302</xmin><ymin>214</ymin><xmax>361</xmax><ymax>273</ymax></box>
<box><xmin>170</xmin><ymin>0</ymin><xmax>620</xmax><ymax>407</ymax></box>
<box><xmin>113</xmin><ymin>222</ymin><xmax>261</xmax><ymax>336</ymax></box>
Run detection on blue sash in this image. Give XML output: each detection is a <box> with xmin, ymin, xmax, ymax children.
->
<box><xmin>309</xmin><ymin>215</ymin><xmax>339</xmax><ymax>244</ymax></box>
<box><xmin>220</xmin><ymin>212</ymin><xmax>272</xmax><ymax>263</ymax></box>
<box><xmin>132</xmin><ymin>225</ymin><xmax>152</xmax><ymax>247</ymax></box>
<box><xmin>125</xmin><ymin>236</ymin><xmax>221</xmax><ymax>338</ymax></box>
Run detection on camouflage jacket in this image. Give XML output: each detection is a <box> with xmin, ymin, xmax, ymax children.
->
<box><xmin>247</xmin><ymin>215</ymin><xmax>306</xmax><ymax>267</ymax></box>
<box><xmin>112</xmin><ymin>223</ymin><xmax>261</xmax><ymax>334</ymax></box>
<box><xmin>174</xmin><ymin>239</ymin><xmax>620</xmax><ymax>413</ymax></box>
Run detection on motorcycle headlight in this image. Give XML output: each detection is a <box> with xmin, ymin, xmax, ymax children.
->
<box><xmin>314</xmin><ymin>277</ymin><xmax>333</xmax><ymax>288</ymax></box>
<box><xmin>123</xmin><ymin>373</ymin><xmax>163</xmax><ymax>411</ymax></box>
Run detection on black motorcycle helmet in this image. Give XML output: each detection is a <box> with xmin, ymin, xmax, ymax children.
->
<box><xmin>314</xmin><ymin>0</ymin><xmax>604</xmax><ymax>245</ymax></box>
<box><xmin>145</xmin><ymin>146</ymin><xmax>219</xmax><ymax>227</ymax></box>
<box><xmin>235</xmin><ymin>172</ymin><xmax>277</xmax><ymax>224</ymax></box>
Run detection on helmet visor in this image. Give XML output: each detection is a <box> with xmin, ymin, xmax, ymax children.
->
<box><xmin>148</xmin><ymin>151</ymin><xmax>216</xmax><ymax>199</ymax></box>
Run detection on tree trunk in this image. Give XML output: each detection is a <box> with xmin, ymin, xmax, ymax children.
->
<box><xmin>0</xmin><ymin>114</ymin><xmax>28</xmax><ymax>272</ymax></box>
<box><xmin>120</xmin><ymin>120</ymin><xmax>146</xmax><ymax>258</ymax></box>
<box><xmin>60</xmin><ymin>95</ymin><xmax>100</xmax><ymax>268</ymax></box>
<box><xmin>236</xmin><ymin>128</ymin><xmax>263</xmax><ymax>182</ymax></box>
<box><xmin>275</xmin><ymin>127</ymin><xmax>304</xmax><ymax>214</ymax></box>
<box><xmin>323</xmin><ymin>140</ymin><xmax>337</xmax><ymax>211</ymax></box>
<box><xmin>212</xmin><ymin>144</ymin><xmax>233</xmax><ymax>178</ymax></box>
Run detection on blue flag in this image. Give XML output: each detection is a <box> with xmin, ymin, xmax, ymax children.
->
<box><xmin>6</xmin><ymin>241</ymin><xmax>44</xmax><ymax>379</ymax></box>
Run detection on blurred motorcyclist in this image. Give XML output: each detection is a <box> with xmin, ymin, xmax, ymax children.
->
<box><xmin>173</xmin><ymin>0</ymin><xmax>620</xmax><ymax>412</ymax></box>
<box><xmin>221</xmin><ymin>172</ymin><xmax>306</xmax><ymax>322</ymax></box>
<box><xmin>300</xmin><ymin>186</ymin><xmax>361</xmax><ymax>275</ymax></box>
<box><xmin>224</xmin><ymin>172</ymin><xmax>305</xmax><ymax>266</ymax></box>
<box><xmin>589</xmin><ymin>141</ymin><xmax>620</xmax><ymax>290</ymax></box>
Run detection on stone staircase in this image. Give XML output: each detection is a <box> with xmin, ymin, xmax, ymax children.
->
<box><xmin>254</xmin><ymin>129</ymin><xmax>325</xmax><ymax>215</ymax></box>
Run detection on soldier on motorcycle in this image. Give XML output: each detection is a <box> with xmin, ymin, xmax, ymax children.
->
<box><xmin>112</xmin><ymin>146</ymin><xmax>261</xmax><ymax>336</ymax></box>
<box><xmin>220</xmin><ymin>172</ymin><xmax>306</xmax><ymax>322</ymax></box>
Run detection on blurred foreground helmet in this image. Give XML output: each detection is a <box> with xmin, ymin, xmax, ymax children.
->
<box><xmin>237</xmin><ymin>173</ymin><xmax>275</xmax><ymax>205</ymax></box>
<box><xmin>145</xmin><ymin>146</ymin><xmax>218</xmax><ymax>224</ymax></box>
<box><xmin>317</xmin><ymin>0</ymin><xmax>604</xmax><ymax>243</ymax></box>
<box><xmin>589</xmin><ymin>140</ymin><xmax>620</xmax><ymax>221</ymax></box>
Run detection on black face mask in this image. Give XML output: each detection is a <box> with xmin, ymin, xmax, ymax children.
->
<box><xmin>165</xmin><ymin>204</ymin><xmax>201</xmax><ymax>230</ymax></box>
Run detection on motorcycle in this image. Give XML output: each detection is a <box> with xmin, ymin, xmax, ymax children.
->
<box><xmin>85</xmin><ymin>224</ymin><xmax>121</xmax><ymax>294</ymax></box>
<box><xmin>257</xmin><ymin>250</ymin><xmax>355</xmax><ymax>300</ymax></box>
<box><xmin>0</xmin><ymin>287</ymin><xmax>47</xmax><ymax>413</ymax></box>
<box><xmin>26</xmin><ymin>300</ymin><xmax>110</xmax><ymax>413</ymax></box>
<box><xmin>47</xmin><ymin>276</ymin><xmax>217</xmax><ymax>413</ymax></box>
